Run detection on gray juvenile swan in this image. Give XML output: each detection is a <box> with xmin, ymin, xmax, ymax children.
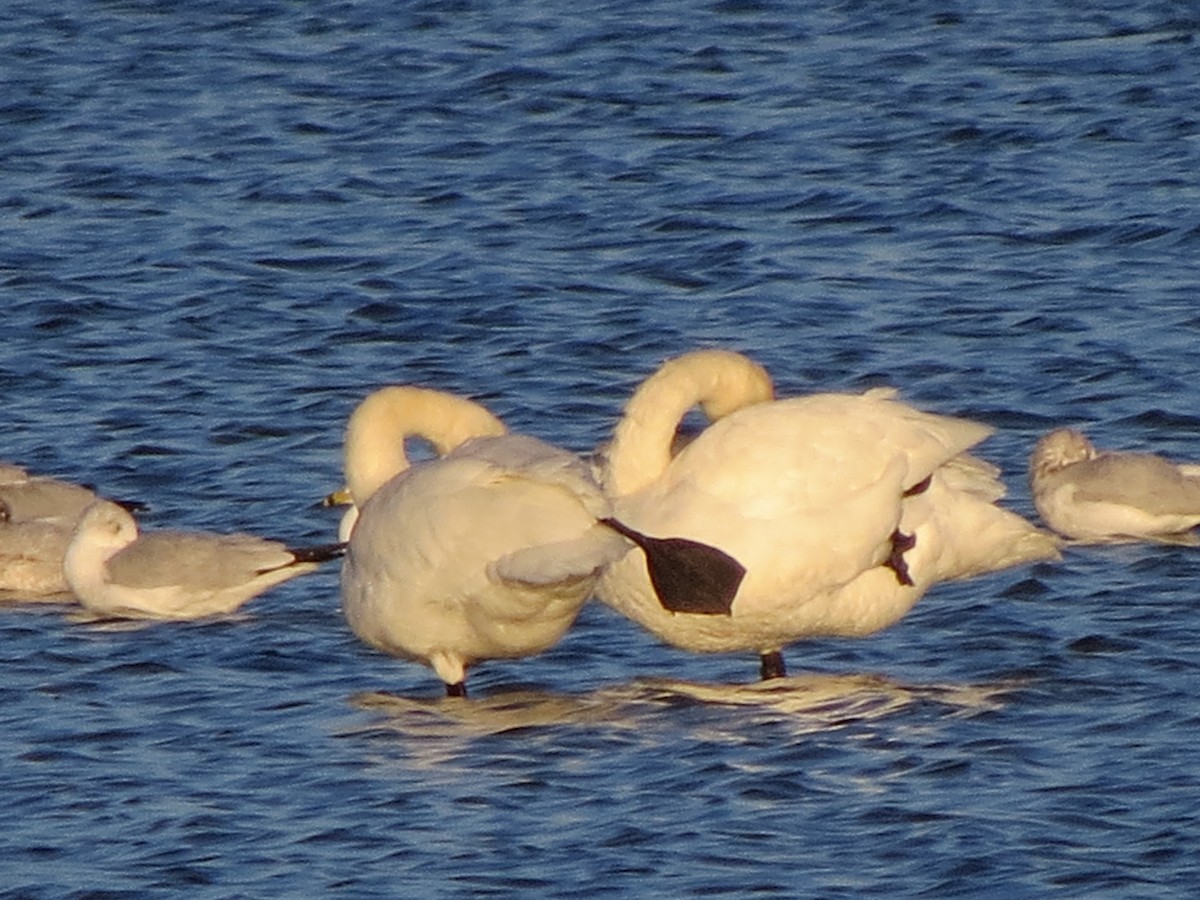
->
<box><xmin>1030</xmin><ymin>427</ymin><xmax>1200</xmax><ymax>542</ymax></box>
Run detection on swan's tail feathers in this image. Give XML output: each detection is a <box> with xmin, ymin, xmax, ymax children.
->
<box><xmin>600</xmin><ymin>518</ymin><xmax>744</xmax><ymax>616</ymax></box>
<box><xmin>289</xmin><ymin>542</ymin><xmax>347</xmax><ymax>565</ymax></box>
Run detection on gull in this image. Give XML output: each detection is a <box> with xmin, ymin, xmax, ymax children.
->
<box><xmin>64</xmin><ymin>500</ymin><xmax>343</xmax><ymax>619</ymax></box>
<box><xmin>0</xmin><ymin>499</ymin><xmax>73</xmax><ymax>597</ymax></box>
<box><xmin>0</xmin><ymin>463</ymin><xmax>106</xmax><ymax>525</ymax></box>
<box><xmin>1030</xmin><ymin>427</ymin><xmax>1200</xmax><ymax>542</ymax></box>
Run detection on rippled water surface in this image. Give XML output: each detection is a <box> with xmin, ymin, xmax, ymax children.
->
<box><xmin>4</xmin><ymin>0</ymin><xmax>1200</xmax><ymax>895</ymax></box>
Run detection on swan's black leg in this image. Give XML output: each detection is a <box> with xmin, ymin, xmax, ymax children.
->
<box><xmin>445</xmin><ymin>680</ymin><xmax>468</xmax><ymax>698</ymax></box>
<box><xmin>760</xmin><ymin>650</ymin><xmax>787</xmax><ymax>680</ymax></box>
<box><xmin>886</xmin><ymin>529</ymin><xmax>916</xmax><ymax>586</ymax></box>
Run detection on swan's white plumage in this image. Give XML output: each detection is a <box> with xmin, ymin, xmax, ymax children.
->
<box><xmin>339</xmin><ymin>387</ymin><xmax>626</xmax><ymax>693</ymax></box>
<box><xmin>1030</xmin><ymin>428</ymin><xmax>1200</xmax><ymax>541</ymax></box>
<box><xmin>64</xmin><ymin>500</ymin><xmax>335</xmax><ymax>619</ymax></box>
<box><xmin>596</xmin><ymin>349</ymin><xmax>1058</xmax><ymax>659</ymax></box>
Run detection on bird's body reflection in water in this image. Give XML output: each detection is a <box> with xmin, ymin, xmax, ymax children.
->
<box><xmin>347</xmin><ymin>672</ymin><xmax>1016</xmax><ymax>750</ymax></box>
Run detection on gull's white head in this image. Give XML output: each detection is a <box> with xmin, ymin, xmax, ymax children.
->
<box><xmin>73</xmin><ymin>500</ymin><xmax>139</xmax><ymax>551</ymax></box>
<box><xmin>1030</xmin><ymin>428</ymin><xmax>1098</xmax><ymax>483</ymax></box>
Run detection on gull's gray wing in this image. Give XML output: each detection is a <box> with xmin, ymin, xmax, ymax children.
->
<box><xmin>1067</xmin><ymin>452</ymin><xmax>1200</xmax><ymax>515</ymax></box>
<box><xmin>106</xmin><ymin>531</ymin><xmax>298</xmax><ymax>591</ymax></box>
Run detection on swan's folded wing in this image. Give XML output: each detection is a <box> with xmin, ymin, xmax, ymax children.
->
<box><xmin>489</xmin><ymin>528</ymin><xmax>628</xmax><ymax>587</ymax></box>
<box><xmin>937</xmin><ymin>453</ymin><xmax>1007</xmax><ymax>502</ymax></box>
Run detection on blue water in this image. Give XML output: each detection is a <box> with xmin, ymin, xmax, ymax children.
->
<box><xmin>3</xmin><ymin>0</ymin><xmax>1200</xmax><ymax>895</ymax></box>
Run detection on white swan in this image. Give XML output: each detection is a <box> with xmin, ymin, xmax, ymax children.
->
<box><xmin>338</xmin><ymin>386</ymin><xmax>741</xmax><ymax>697</ymax></box>
<box><xmin>0</xmin><ymin>500</ymin><xmax>73</xmax><ymax>597</ymax></box>
<box><xmin>1030</xmin><ymin>427</ymin><xmax>1200</xmax><ymax>542</ymax></box>
<box><xmin>596</xmin><ymin>349</ymin><xmax>1059</xmax><ymax>678</ymax></box>
<box><xmin>64</xmin><ymin>500</ymin><xmax>343</xmax><ymax>619</ymax></box>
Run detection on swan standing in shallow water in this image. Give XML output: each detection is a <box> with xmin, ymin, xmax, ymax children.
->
<box><xmin>338</xmin><ymin>386</ymin><xmax>741</xmax><ymax>697</ymax></box>
<box><xmin>1030</xmin><ymin>427</ymin><xmax>1200</xmax><ymax>542</ymax></box>
<box><xmin>64</xmin><ymin>500</ymin><xmax>343</xmax><ymax>619</ymax></box>
<box><xmin>596</xmin><ymin>349</ymin><xmax>1059</xmax><ymax>679</ymax></box>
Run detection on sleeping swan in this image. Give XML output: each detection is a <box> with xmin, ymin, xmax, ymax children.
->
<box><xmin>338</xmin><ymin>386</ymin><xmax>741</xmax><ymax>698</ymax></box>
<box><xmin>596</xmin><ymin>349</ymin><xmax>1059</xmax><ymax>679</ymax></box>
<box><xmin>1030</xmin><ymin>427</ymin><xmax>1200</xmax><ymax>542</ymax></box>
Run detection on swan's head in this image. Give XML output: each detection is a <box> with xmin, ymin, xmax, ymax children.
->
<box><xmin>343</xmin><ymin>386</ymin><xmax>507</xmax><ymax>504</ymax></box>
<box><xmin>1030</xmin><ymin>428</ymin><xmax>1097</xmax><ymax>482</ymax></box>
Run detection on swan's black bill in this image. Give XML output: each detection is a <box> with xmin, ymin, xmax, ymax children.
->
<box><xmin>601</xmin><ymin>518</ymin><xmax>744</xmax><ymax>616</ymax></box>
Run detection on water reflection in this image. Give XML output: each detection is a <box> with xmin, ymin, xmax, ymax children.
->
<box><xmin>348</xmin><ymin>671</ymin><xmax>1017</xmax><ymax>745</ymax></box>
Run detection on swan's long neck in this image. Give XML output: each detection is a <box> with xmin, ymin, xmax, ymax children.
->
<box><xmin>344</xmin><ymin>386</ymin><xmax>507</xmax><ymax>504</ymax></box>
<box><xmin>603</xmin><ymin>350</ymin><xmax>774</xmax><ymax>498</ymax></box>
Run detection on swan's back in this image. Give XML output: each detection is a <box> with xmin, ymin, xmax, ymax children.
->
<box><xmin>662</xmin><ymin>389</ymin><xmax>991</xmax><ymax>505</ymax></box>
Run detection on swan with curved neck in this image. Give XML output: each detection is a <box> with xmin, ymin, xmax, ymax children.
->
<box><xmin>602</xmin><ymin>349</ymin><xmax>775</xmax><ymax>498</ymax></box>
<box><xmin>339</xmin><ymin>385</ymin><xmax>743</xmax><ymax>697</ymax></box>
<box><xmin>597</xmin><ymin>349</ymin><xmax>1058</xmax><ymax>679</ymax></box>
<box><xmin>342</xmin><ymin>386</ymin><xmax>508</xmax><ymax>507</ymax></box>
<box><xmin>335</xmin><ymin>386</ymin><xmax>507</xmax><ymax>539</ymax></box>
